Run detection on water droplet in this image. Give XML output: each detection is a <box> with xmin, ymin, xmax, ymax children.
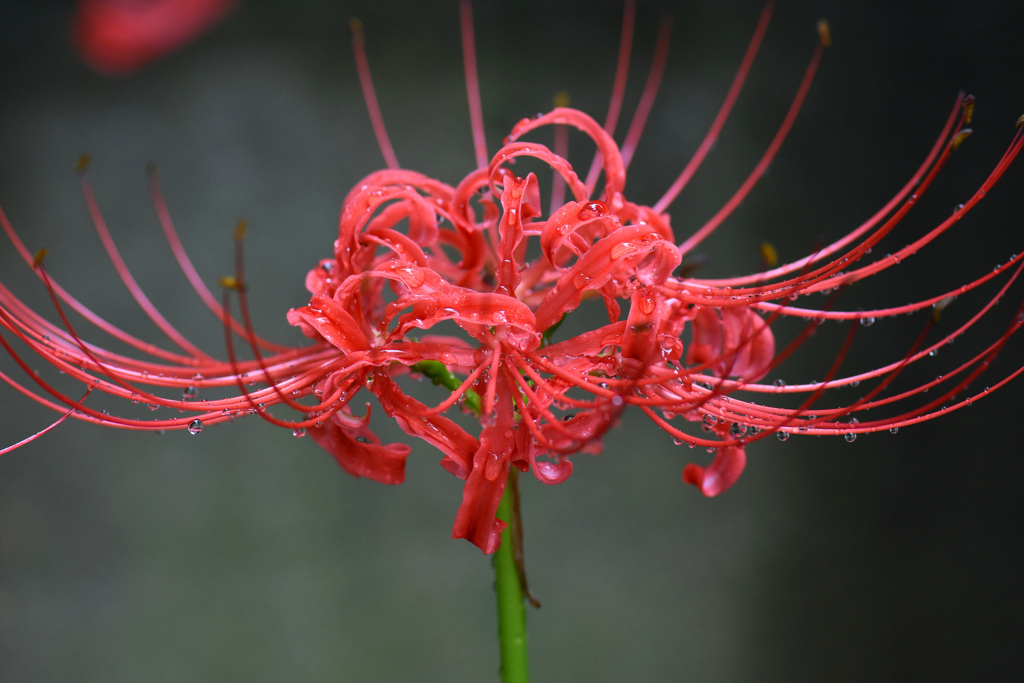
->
<box><xmin>573</xmin><ymin>272</ymin><xmax>592</xmax><ymax>289</ymax></box>
<box><xmin>729</xmin><ymin>422</ymin><xmax>747</xmax><ymax>437</ymax></box>
<box><xmin>182</xmin><ymin>385</ymin><xmax>198</xmax><ymax>400</ymax></box>
<box><xmin>610</xmin><ymin>395</ymin><xmax>624</xmax><ymax>407</ymax></box>
<box><xmin>292</xmin><ymin>428</ymin><xmax>307</xmax><ymax>438</ymax></box>
<box><xmin>844</xmin><ymin>432</ymin><xmax>857</xmax><ymax>443</ymax></box>
<box><xmin>484</xmin><ymin>451</ymin><xmax>504</xmax><ymax>481</ymax></box>
<box><xmin>929</xmin><ymin>349</ymin><xmax>938</xmax><ymax>358</ymax></box>
<box><xmin>576</xmin><ymin>201</ymin><xmax>606</xmax><ymax>220</ymax></box>
<box><xmin>773</xmin><ymin>379</ymin><xmax>787</xmax><ymax>388</ymax></box>
<box><xmin>610</xmin><ymin>242</ymin><xmax>633</xmax><ymax>260</ymax></box>
<box><xmin>701</xmin><ymin>414</ymin><xmax>718</xmax><ymax>432</ymax></box>
<box><xmin>776</xmin><ymin>430</ymin><xmax>790</xmax><ymax>442</ymax></box>
<box><xmin>889</xmin><ymin>427</ymin><xmax>899</xmax><ymax>434</ymax></box>
<box><xmin>187</xmin><ymin>419</ymin><xmax>203</xmax><ymax>435</ymax></box>
<box><xmin>859</xmin><ymin>316</ymin><xmax>876</xmax><ymax>327</ymax></box>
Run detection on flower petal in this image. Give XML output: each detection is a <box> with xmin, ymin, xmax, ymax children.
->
<box><xmin>682</xmin><ymin>446</ymin><xmax>747</xmax><ymax>497</ymax></box>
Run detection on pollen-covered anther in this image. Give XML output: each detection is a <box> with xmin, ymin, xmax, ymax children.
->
<box><xmin>817</xmin><ymin>19</ymin><xmax>831</xmax><ymax>48</ymax></box>
<box><xmin>951</xmin><ymin>128</ymin><xmax>973</xmax><ymax>150</ymax></box>
<box><xmin>961</xmin><ymin>95</ymin><xmax>975</xmax><ymax>125</ymax></box>
<box><xmin>218</xmin><ymin>275</ymin><xmax>244</xmax><ymax>291</ymax></box>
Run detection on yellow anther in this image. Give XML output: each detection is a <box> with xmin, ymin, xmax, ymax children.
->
<box><xmin>349</xmin><ymin>17</ymin><xmax>363</xmax><ymax>35</ymax></box>
<box><xmin>33</xmin><ymin>248</ymin><xmax>48</xmax><ymax>268</ymax></box>
<box><xmin>234</xmin><ymin>219</ymin><xmax>247</xmax><ymax>242</ymax></box>
<box><xmin>218</xmin><ymin>276</ymin><xmax>244</xmax><ymax>290</ymax></box>
<box><xmin>962</xmin><ymin>95</ymin><xmax>975</xmax><ymax>125</ymax></box>
<box><xmin>951</xmin><ymin>129</ymin><xmax>973</xmax><ymax>150</ymax></box>
<box><xmin>75</xmin><ymin>155</ymin><xmax>90</xmax><ymax>174</ymax></box>
<box><xmin>817</xmin><ymin>20</ymin><xmax>831</xmax><ymax>48</ymax></box>
<box><xmin>759</xmin><ymin>242</ymin><xmax>778</xmax><ymax>268</ymax></box>
<box><xmin>554</xmin><ymin>91</ymin><xmax>571</xmax><ymax>108</ymax></box>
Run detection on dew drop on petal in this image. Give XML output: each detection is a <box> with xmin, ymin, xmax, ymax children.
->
<box><xmin>573</xmin><ymin>272</ymin><xmax>592</xmax><ymax>289</ymax></box>
<box><xmin>610</xmin><ymin>242</ymin><xmax>633</xmax><ymax>260</ymax></box>
<box><xmin>484</xmin><ymin>452</ymin><xmax>504</xmax><ymax>481</ymax></box>
<box><xmin>188</xmin><ymin>419</ymin><xmax>203</xmax><ymax>435</ymax></box>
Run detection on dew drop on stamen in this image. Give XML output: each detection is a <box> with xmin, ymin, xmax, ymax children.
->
<box><xmin>776</xmin><ymin>430</ymin><xmax>790</xmax><ymax>442</ymax></box>
<box><xmin>730</xmin><ymin>423</ymin><xmax>747</xmax><ymax>438</ymax></box>
<box><xmin>860</xmin><ymin>316</ymin><xmax>876</xmax><ymax>327</ymax></box>
<box><xmin>292</xmin><ymin>428</ymin><xmax>306</xmax><ymax>438</ymax></box>
<box><xmin>182</xmin><ymin>385</ymin><xmax>198</xmax><ymax>400</ymax></box>
<box><xmin>773</xmin><ymin>379</ymin><xmax>787</xmax><ymax>388</ymax></box>
<box><xmin>844</xmin><ymin>432</ymin><xmax>857</xmax><ymax>442</ymax></box>
<box><xmin>187</xmin><ymin>419</ymin><xmax>203</xmax><ymax>435</ymax></box>
<box><xmin>889</xmin><ymin>427</ymin><xmax>899</xmax><ymax>434</ymax></box>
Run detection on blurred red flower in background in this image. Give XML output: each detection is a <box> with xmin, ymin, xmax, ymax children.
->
<box><xmin>73</xmin><ymin>0</ymin><xmax>236</xmax><ymax>75</ymax></box>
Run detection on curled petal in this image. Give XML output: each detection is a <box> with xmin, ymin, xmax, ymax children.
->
<box><xmin>451</xmin><ymin>372</ymin><xmax>516</xmax><ymax>553</ymax></box>
<box><xmin>687</xmin><ymin>306</ymin><xmax>775</xmax><ymax>381</ymax></box>
<box><xmin>372</xmin><ymin>375</ymin><xmax>478</xmax><ymax>479</ymax></box>
<box><xmin>535</xmin><ymin>223</ymin><xmax>680</xmax><ymax>330</ymax></box>
<box><xmin>682</xmin><ymin>446</ymin><xmax>747</xmax><ymax>497</ymax></box>
<box><xmin>508</xmin><ymin>107</ymin><xmax>626</xmax><ymax>201</ymax></box>
<box><xmin>287</xmin><ymin>293</ymin><xmax>370</xmax><ymax>353</ymax></box>
<box><xmin>310</xmin><ymin>412</ymin><xmax>410</xmax><ymax>485</ymax></box>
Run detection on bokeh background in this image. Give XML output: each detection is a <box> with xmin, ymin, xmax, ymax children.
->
<box><xmin>2</xmin><ymin>0</ymin><xmax>1023</xmax><ymax>680</ymax></box>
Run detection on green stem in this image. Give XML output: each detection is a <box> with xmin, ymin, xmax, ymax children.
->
<box><xmin>494</xmin><ymin>469</ymin><xmax>529</xmax><ymax>683</ymax></box>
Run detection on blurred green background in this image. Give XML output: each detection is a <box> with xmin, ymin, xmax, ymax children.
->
<box><xmin>2</xmin><ymin>0</ymin><xmax>1023</xmax><ymax>680</ymax></box>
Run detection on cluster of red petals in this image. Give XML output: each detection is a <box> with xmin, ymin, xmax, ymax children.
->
<box><xmin>285</xmin><ymin>106</ymin><xmax>778</xmax><ymax>551</ymax></box>
<box><xmin>73</xmin><ymin>0</ymin><xmax>236</xmax><ymax>75</ymax></box>
<box><xmin>4</xmin><ymin>3</ymin><xmax>1024</xmax><ymax>554</ymax></box>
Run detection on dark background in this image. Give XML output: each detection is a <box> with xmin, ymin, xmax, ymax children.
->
<box><xmin>2</xmin><ymin>0</ymin><xmax>1023</xmax><ymax>680</ymax></box>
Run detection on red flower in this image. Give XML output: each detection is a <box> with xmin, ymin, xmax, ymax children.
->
<box><xmin>73</xmin><ymin>0</ymin><xmax>237</xmax><ymax>75</ymax></box>
<box><xmin>3</xmin><ymin>3</ymin><xmax>1023</xmax><ymax>553</ymax></box>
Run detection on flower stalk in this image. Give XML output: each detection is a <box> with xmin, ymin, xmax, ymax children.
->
<box><xmin>493</xmin><ymin>468</ymin><xmax>530</xmax><ymax>683</ymax></box>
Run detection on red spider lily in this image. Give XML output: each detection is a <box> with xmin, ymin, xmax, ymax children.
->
<box><xmin>73</xmin><ymin>0</ymin><xmax>237</xmax><ymax>75</ymax></box>
<box><xmin>3</xmin><ymin>1</ymin><xmax>1023</xmax><ymax>553</ymax></box>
